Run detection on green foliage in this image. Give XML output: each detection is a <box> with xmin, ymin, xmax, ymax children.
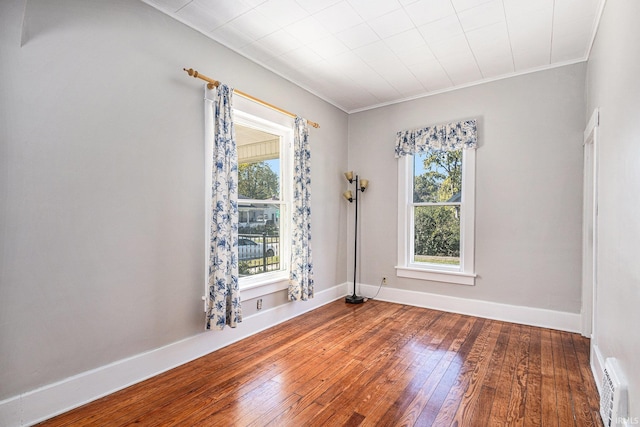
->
<box><xmin>238</xmin><ymin>223</ymin><xmax>278</xmax><ymax>235</ymax></box>
<box><xmin>414</xmin><ymin>206</ymin><xmax>460</xmax><ymax>258</ymax></box>
<box><xmin>413</xmin><ymin>149</ymin><xmax>462</xmax><ymax>203</ymax></box>
<box><xmin>239</xmin><ymin>261</ymin><xmax>251</xmax><ymax>275</ymax></box>
<box><xmin>413</xmin><ymin>149</ymin><xmax>462</xmax><ymax>262</ymax></box>
<box><xmin>238</xmin><ymin>162</ymin><xmax>279</xmax><ymax>200</ymax></box>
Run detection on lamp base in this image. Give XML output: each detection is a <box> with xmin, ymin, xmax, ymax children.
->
<box><xmin>345</xmin><ymin>295</ymin><xmax>365</xmax><ymax>304</ymax></box>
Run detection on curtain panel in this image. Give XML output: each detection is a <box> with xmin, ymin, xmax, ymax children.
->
<box><xmin>395</xmin><ymin>119</ymin><xmax>477</xmax><ymax>157</ymax></box>
<box><xmin>288</xmin><ymin>116</ymin><xmax>314</xmax><ymax>301</ymax></box>
<box><xmin>206</xmin><ymin>84</ymin><xmax>242</xmax><ymax>330</ymax></box>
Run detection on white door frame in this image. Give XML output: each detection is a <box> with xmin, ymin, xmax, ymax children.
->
<box><xmin>582</xmin><ymin>108</ymin><xmax>599</xmax><ymax>338</ymax></box>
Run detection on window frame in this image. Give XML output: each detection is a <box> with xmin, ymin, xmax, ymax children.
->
<box><xmin>233</xmin><ymin>110</ymin><xmax>293</xmax><ymax>291</ymax></box>
<box><xmin>396</xmin><ymin>148</ymin><xmax>476</xmax><ymax>286</ymax></box>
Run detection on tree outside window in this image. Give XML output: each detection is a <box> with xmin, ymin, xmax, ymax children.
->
<box><xmin>412</xmin><ymin>149</ymin><xmax>463</xmax><ymax>266</ymax></box>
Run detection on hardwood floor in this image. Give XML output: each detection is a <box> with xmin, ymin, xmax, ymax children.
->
<box><xmin>38</xmin><ymin>300</ymin><xmax>602</xmax><ymax>426</ymax></box>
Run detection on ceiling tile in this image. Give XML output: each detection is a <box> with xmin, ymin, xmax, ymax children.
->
<box><xmin>408</xmin><ymin>60</ymin><xmax>453</xmax><ymax>91</ymax></box>
<box><xmin>553</xmin><ymin>0</ymin><xmax>599</xmax><ymax>23</ymax></box>
<box><xmin>394</xmin><ymin>43</ymin><xmax>436</xmax><ymax>67</ymax></box>
<box><xmin>278</xmin><ymin>46</ymin><xmax>324</xmax><ymax>67</ymax></box>
<box><xmin>366</xmin><ymin>82</ymin><xmax>402</xmax><ymax>103</ymax></box>
<box><xmin>225</xmin><ymin>9</ymin><xmax>280</xmax><ymax>41</ymax></box>
<box><xmin>255</xmin><ymin>0</ymin><xmax>309</xmax><ymax>28</ymax></box>
<box><xmin>313</xmin><ymin>1</ymin><xmax>363</xmax><ymax>33</ymax></box>
<box><xmin>465</xmin><ymin>21</ymin><xmax>511</xmax><ymax>57</ymax></box>
<box><xmin>336</xmin><ymin>89</ymin><xmax>380</xmax><ymax>110</ymax></box>
<box><xmin>367</xmin><ymin>8</ymin><xmax>415</xmax><ymax>39</ymax></box>
<box><xmin>475</xmin><ymin>53</ymin><xmax>513</xmax><ymax>77</ymax></box>
<box><xmin>241</xmin><ymin>42</ymin><xmax>278</xmax><ymax>64</ymax></box>
<box><xmin>243</xmin><ymin>0</ymin><xmax>269</xmax><ymax>6</ymax></box>
<box><xmin>348</xmin><ymin>0</ymin><xmax>402</xmax><ymax>21</ymax></box>
<box><xmin>512</xmin><ymin>41</ymin><xmax>550</xmax><ymax>70</ymax></box>
<box><xmin>175</xmin><ymin>0</ymin><xmax>254</xmax><ymax>32</ymax></box>
<box><xmin>418</xmin><ymin>15</ymin><xmax>464</xmax><ymax>44</ymax></box>
<box><xmin>294</xmin><ymin>0</ymin><xmax>341</xmax><ymax>14</ymax></box>
<box><xmin>457</xmin><ymin>0</ymin><xmax>505</xmax><ymax>32</ymax></box>
<box><xmin>340</xmin><ymin>61</ymin><xmax>389</xmax><ymax>89</ymax></box>
<box><xmin>503</xmin><ymin>0</ymin><xmax>553</xmax><ymax>19</ymax></box>
<box><xmin>379</xmin><ymin>65</ymin><xmax>425</xmax><ymax>96</ymax></box>
<box><xmin>451</xmin><ymin>0</ymin><xmax>493</xmax><ymax>12</ymax></box>
<box><xmin>551</xmin><ymin>29</ymin><xmax>592</xmax><ymax>62</ymax></box>
<box><xmin>507</xmin><ymin>8</ymin><xmax>552</xmax><ymax>37</ymax></box>
<box><xmin>428</xmin><ymin>33</ymin><xmax>471</xmax><ymax>59</ymax></box>
<box><xmin>404</xmin><ymin>0</ymin><xmax>456</xmax><ymax>27</ymax></box>
<box><xmin>284</xmin><ymin>16</ymin><xmax>331</xmax><ymax>45</ymax></box>
<box><xmin>438</xmin><ymin>51</ymin><xmax>482</xmax><ymax>85</ymax></box>
<box><xmin>330</xmin><ymin>51</ymin><xmax>373</xmax><ymax>76</ymax></box>
<box><xmin>354</xmin><ymin>41</ymin><xmax>399</xmax><ymax>68</ymax></box>
<box><xmin>210</xmin><ymin>24</ymin><xmax>256</xmax><ymax>50</ymax></box>
<box><xmin>553</xmin><ymin>10</ymin><xmax>597</xmax><ymax>39</ymax></box>
<box><xmin>335</xmin><ymin>23</ymin><xmax>380</xmax><ymax>49</ymax></box>
<box><xmin>252</xmin><ymin>29</ymin><xmax>302</xmax><ymax>57</ymax></box>
<box><xmin>384</xmin><ymin>28</ymin><xmax>429</xmax><ymax>55</ymax></box>
<box><xmin>307</xmin><ymin>35</ymin><xmax>350</xmax><ymax>59</ymax></box>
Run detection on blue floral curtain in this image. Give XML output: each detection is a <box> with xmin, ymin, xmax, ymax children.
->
<box><xmin>289</xmin><ymin>116</ymin><xmax>314</xmax><ymax>301</ymax></box>
<box><xmin>206</xmin><ymin>84</ymin><xmax>241</xmax><ymax>330</ymax></box>
<box><xmin>395</xmin><ymin>119</ymin><xmax>477</xmax><ymax>157</ymax></box>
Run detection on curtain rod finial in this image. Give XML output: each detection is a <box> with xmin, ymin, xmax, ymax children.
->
<box><xmin>183</xmin><ymin>68</ymin><xmax>197</xmax><ymax>78</ymax></box>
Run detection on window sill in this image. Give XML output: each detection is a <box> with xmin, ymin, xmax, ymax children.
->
<box><xmin>395</xmin><ymin>266</ymin><xmax>476</xmax><ymax>286</ymax></box>
<box><xmin>240</xmin><ymin>272</ymin><xmax>289</xmax><ymax>300</ymax></box>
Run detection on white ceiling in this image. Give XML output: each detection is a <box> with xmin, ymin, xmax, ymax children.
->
<box><xmin>144</xmin><ymin>0</ymin><xmax>604</xmax><ymax>113</ymax></box>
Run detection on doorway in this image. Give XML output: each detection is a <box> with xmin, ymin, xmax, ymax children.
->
<box><xmin>582</xmin><ymin>108</ymin><xmax>599</xmax><ymax>338</ymax></box>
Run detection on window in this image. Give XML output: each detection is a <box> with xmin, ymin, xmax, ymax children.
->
<box><xmin>234</xmin><ymin>112</ymin><xmax>292</xmax><ymax>289</ymax></box>
<box><xmin>397</xmin><ymin>147</ymin><xmax>476</xmax><ymax>285</ymax></box>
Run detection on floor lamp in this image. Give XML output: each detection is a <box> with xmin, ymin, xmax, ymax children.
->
<box><xmin>343</xmin><ymin>171</ymin><xmax>368</xmax><ymax>304</ymax></box>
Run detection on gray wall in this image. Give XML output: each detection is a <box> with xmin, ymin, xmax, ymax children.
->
<box><xmin>586</xmin><ymin>0</ymin><xmax>640</xmax><ymax>416</ymax></box>
<box><xmin>348</xmin><ymin>63</ymin><xmax>586</xmax><ymax>312</ymax></box>
<box><xmin>0</xmin><ymin>0</ymin><xmax>348</xmax><ymax>399</ymax></box>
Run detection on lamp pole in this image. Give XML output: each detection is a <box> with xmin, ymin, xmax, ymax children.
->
<box><xmin>345</xmin><ymin>173</ymin><xmax>365</xmax><ymax>304</ymax></box>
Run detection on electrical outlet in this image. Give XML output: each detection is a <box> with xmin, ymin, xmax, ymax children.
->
<box><xmin>382</xmin><ymin>277</ymin><xmax>387</xmax><ymax>285</ymax></box>
<box><xmin>257</xmin><ymin>299</ymin><xmax>263</xmax><ymax>310</ymax></box>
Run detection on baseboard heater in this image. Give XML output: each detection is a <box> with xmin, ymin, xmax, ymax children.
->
<box><xmin>600</xmin><ymin>358</ymin><xmax>629</xmax><ymax>427</ymax></box>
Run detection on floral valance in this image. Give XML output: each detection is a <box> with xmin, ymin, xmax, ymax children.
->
<box><xmin>395</xmin><ymin>119</ymin><xmax>477</xmax><ymax>158</ymax></box>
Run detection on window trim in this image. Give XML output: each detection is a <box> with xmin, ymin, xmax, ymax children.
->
<box><xmin>396</xmin><ymin>148</ymin><xmax>476</xmax><ymax>286</ymax></box>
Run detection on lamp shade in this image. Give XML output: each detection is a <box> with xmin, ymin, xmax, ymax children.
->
<box><xmin>344</xmin><ymin>171</ymin><xmax>354</xmax><ymax>182</ymax></box>
<box><xmin>343</xmin><ymin>190</ymin><xmax>353</xmax><ymax>201</ymax></box>
<box><xmin>360</xmin><ymin>179</ymin><xmax>369</xmax><ymax>190</ymax></box>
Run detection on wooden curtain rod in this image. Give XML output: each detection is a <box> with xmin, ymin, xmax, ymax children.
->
<box><xmin>183</xmin><ymin>68</ymin><xmax>320</xmax><ymax>129</ymax></box>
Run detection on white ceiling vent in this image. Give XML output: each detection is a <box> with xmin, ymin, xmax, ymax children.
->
<box><xmin>600</xmin><ymin>358</ymin><xmax>629</xmax><ymax>427</ymax></box>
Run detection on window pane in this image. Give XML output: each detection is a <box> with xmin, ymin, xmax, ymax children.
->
<box><xmin>238</xmin><ymin>202</ymin><xmax>283</xmax><ymax>277</ymax></box>
<box><xmin>413</xmin><ymin>205</ymin><xmax>460</xmax><ymax>266</ymax></box>
<box><xmin>413</xmin><ymin>149</ymin><xmax>462</xmax><ymax>203</ymax></box>
<box><xmin>237</xmin><ymin>124</ymin><xmax>280</xmax><ymax>201</ymax></box>
<box><xmin>235</xmin><ymin>123</ymin><xmax>285</xmax><ymax>280</ymax></box>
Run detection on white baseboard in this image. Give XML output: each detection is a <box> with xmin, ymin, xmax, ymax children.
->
<box><xmin>358</xmin><ymin>283</ymin><xmax>582</xmax><ymax>333</ymax></box>
<box><xmin>591</xmin><ymin>342</ymin><xmax>605</xmax><ymax>395</ymax></box>
<box><xmin>0</xmin><ymin>282</ymin><xmax>350</xmax><ymax>427</ymax></box>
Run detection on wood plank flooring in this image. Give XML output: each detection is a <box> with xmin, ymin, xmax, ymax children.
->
<box><xmin>38</xmin><ymin>300</ymin><xmax>602</xmax><ymax>426</ymax></box>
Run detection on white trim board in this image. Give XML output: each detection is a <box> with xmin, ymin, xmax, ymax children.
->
<box><xmin>0</xmin><ymin>282</ymin><xmax>350</xmax><ymax>427</ymax></box>
<box><xmin>591</xmin><ymin>342</ymin><xmax>605</xmax><ymax>396</ymax></box>
<box><xmin>359</xmin><ymin>284</ymin><xmax>582</xmax><ymax>333</ymax></box>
